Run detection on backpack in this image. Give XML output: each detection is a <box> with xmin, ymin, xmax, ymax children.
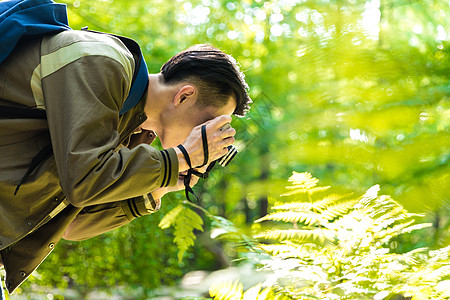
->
<box><xmin>0</xmin><ymin>0</ymin><xmax>149</xmax><ymax>115</ymax></box>
<box><xmin>0</xmin><ymin>0</ymin><xmax>149</xmax><ymax>194</ymax></box>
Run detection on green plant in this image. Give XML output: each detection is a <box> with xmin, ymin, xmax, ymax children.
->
<box><xmin>209</xmin><ymin>172</ymin><xmax>450</xmax><ymax>300</ymax></box>
<box><xmin>159</xmin><ymin>204</ymin><xmax>204</xmax><ymax>262</ymax></box>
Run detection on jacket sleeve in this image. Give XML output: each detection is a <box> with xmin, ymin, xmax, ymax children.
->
<box><xmin>39</xmin><ymin>31</ymin><xmax>179</xmax><ymax>207</ymax></box>
<box><xmin>62</xmin><ymin>194</ymin><xmax>160</xmax><ymax>241</ymax></box>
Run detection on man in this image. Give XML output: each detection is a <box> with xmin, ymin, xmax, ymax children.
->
<box><xmin>0</xmin><ymin>29</ymin><xmax>251</xmax><ymax>294</ymax></box>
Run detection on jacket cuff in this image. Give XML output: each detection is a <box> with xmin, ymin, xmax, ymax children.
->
<box><xmin>157</xmin><ymin>148</ymin><xmax>179</xmax><ymax>188</ymax></box>
<box><xmin>122</xmin><ymin>196</ymin><xmax>158</xmax><ymax>221</ymax></box>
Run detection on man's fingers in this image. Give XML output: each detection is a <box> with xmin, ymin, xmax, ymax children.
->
<box><xmin>181</xmin><ymin>115</ymin><xmax>236</xmax><ymax>167</ymax></box>
<box><xmin>219</xmin><ymin>136</ymin><xmax>235</xmax><ymax>154</ymax></box>
<box><xmin>206</xmin><ymin>115</ymin><xmax>232</xmax><ymax>130</ymax></box>
<box><xmin>220</xmin><ymin>127</ymin><xmax>236</xmax><ymax>139</ymax></box>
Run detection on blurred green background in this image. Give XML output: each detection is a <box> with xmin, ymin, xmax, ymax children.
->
<box><xmin>7</xmin><ymin>0</ymin><xmax>449</xmax><ymax>298</ymax></box>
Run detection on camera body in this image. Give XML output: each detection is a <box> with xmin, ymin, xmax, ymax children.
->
<box><xmin>218</xmin><ymin>145</ymin><xmax>238</xmax><ymax>167</ymax></box>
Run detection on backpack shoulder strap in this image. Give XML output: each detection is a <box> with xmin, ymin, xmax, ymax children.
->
<box><xmin>0</xmin><ymin>0</ymin><xmax>71</xmax><ymax>64</ymax></box>
<box><xmin>113</xmin><ymin>34</ymin><xmax>149</xmax><ymax>116</ymax></box>
<box><xmin>1</xmin><ymin>0</ymin><xmax>147</xmax><ymax>115</ymax></box>
<box><xmin>0</xmin><ymin>105</ymin><xmax>47</xmax><ymax>118</ymax></box>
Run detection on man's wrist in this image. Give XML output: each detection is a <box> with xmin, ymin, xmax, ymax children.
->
<box><xmin>174</xmin><ymin>147</ymin><xmax>189</xmax><ymax>172</ymax></box>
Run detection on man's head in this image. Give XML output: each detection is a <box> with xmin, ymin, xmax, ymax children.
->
<box><xmin>160</xmin><ymin>44</ymin><xmax>252</xmax><ymax>117</ymax></box>
<box><xmin>145</xmin><ymin>44</ymin><xmax>251</xmax><ymax>148</ymax></box>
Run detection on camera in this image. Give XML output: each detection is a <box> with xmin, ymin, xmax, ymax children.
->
<box><xmin>217</xmin><ymin>123</ymin><xmax>238</xmax><ymax>167</ymax></box>
<box><xmin>218</xmin><ymin>145</ymin><xmax>238</xmax><ymax>167</ymax></box>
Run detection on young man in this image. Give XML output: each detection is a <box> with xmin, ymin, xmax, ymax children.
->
<box><xmin>0</xmin><ymin>30</ymin><xmax>251</xmax><ymax>294</ymax></box>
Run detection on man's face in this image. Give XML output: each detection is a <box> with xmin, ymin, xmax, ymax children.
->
<box><xmin>160</xmin><ymin>95</ymin><xmax>237</xmax><ymax>149</ymax></box>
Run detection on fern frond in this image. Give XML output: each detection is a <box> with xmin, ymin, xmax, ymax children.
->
<box><xmin>242</xmin><ymin>284</ymin><xmax>262</xmax><ymax>299</ymax></box>
<box><xmin>287</xmin><ymin>171</ymin><xmax>319</xmax><ymax>188</ymax></box>
<box><xmin>209</xmin><ymin>282</ymin><xmax>275</xmax><ymax>300</ymax></box>
<box><xmin>272</xmin><ymin>195</ymin><xmax>355</xmax><ymax>215</ymax></box>
<box><xmin>314</xmin><ymin>193</ymin><xmax>354</xmax><ymax>209</ymax></box>
<box><xmin>280</xmin><ymin>172</ymin><xmax>328</xmax><ymax>196</ymax></box>
<box><xmin>174</xmin><ymin>206</ymin><xmax>204</xmax><ymax>262</ymax></box>
<box><xmin>258</xmin><ymin>244</ymin><xmax>299</xmax><ymax>256</ymax></box>
<box><xmin>254</xmin><ymin>287</ymin><xmax>274</xmax><ymax>300</ymax></box>
<box><xmin>280</xmin><ymin>187</ymin><xmax>309</xmax><ymax>196</ymax></box>
<box><xmin>255</xmin><ymin>229</ymin><xmax>333</xmax><ymax>245</ymax></box>
<box><xmin>255</xmin><ymin>211</ymin><xmax>326</xmax><ymax>226</ymax></box>
<box><xmin>306</xmin><ymin>186</ymin><xmax>332</xmax><ymax>194</ymax></box>
<box><xmin>371</xmin><ymin>208</ymin><xmax>410</xmax><ymax>230</ymax></box>
<box><xmin>359</xmin><ymin>184</ymin><xmax>380</xmax><ymax>202</ymax></box>
<box><xmin>371</xmin><ymin>252</ymin><xmax>419</xmax><ymax>267</ymax></box>
<box><xmin>209</xmin><ymin>281</ymin><xmax>243</xmax><ymax>300</ymax></box>
<box><xmin>361</xmin><ymin>195</ymin><xmax>406</xmax><ymax>220</ymax></box>
<box><xmin>271</xmin><ymin>202</ymin><xmax>313</xmax><ymax>211</ymax></box>
<box><xmin>373</xmin><ymin>219</ymin><xmax>414</xmax><ymax>241</ymax></box>
<box><xmin>429</xmin><ymin>245</ymin><xmax>450</xmax><ymax>262</ymax></box>
<box><xmin>158</xmin><ymin>204</ymin><xmax>184</xmax><ymax>229</ymax></box>
<box><xmin>281</xmin><ymin>186</ymin><xmax>330</xmax><ymax>197</ymax></box>
<box><xmin>321</xmin><ymin>199</ymin><xmax>358</xmax><ymax>220</ymax></box>
<box><xmin>431</xmin><ymin>265</ymin><xmax>450</xmax><ymax>281</ymax></box>
<box><xmin>159</xmin><ymin>204</ymin><xmax>203</xmax><ymax>262</ymax></box>
<box><xmin>258</xmin><ymin>243</ymin><xmax>317</xmax><ymax>259</ymax></box>
<box><xmin>374</xmin><ymin>222</ymin><xmax>432</xmax><ymax>243</ymax></box>
<box><xmin>273</xmin><ymin>294</ymin><xmax>292</xmax><ymax>300</ymax></box>
<box><xmin>370</xmin><ymin>204</ymin><xmax>405</xmax><ymax>220</ymax></box>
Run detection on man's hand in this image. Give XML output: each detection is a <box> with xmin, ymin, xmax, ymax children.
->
<box><xmin>175</xmin><ymin>115</ymin><xmax>236</xmax><ymax>172</ymax></box>
<box><xmin>152</xmin><ymin>115</ymin><xmax>235</xmax><ymax>200</ymax></box>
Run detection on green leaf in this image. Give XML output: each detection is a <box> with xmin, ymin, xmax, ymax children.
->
<box><xmin>159</xmin><ymin>204</ymin><xmax>203</xmax><ymax>262</ymax></box>
<box><xmin>209</xmin><ymin>281</ymin><xmax>243</xmax><ymax>300</ymax></box>
<box><xmin>158</xmin><ymin>204</ymin><xmax>184</xmax><ymax>229</ymax></box>
<box><xmin>255</xmin><ymin>211</ymin><xmax>326</xmax><ymax>226</ymax></box>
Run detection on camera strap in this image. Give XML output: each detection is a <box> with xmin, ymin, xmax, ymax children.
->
<box><xmin>176</xmin><ymin>125</ymin><xmax>217</xmax><ymax>202</ymax></box>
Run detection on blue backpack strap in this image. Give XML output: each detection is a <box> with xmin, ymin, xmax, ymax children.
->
<box><xmin>0</xmin><ymin>0</ymin><xmax>147</xmax><ymax>115</ymax></box>
<box><xmin>0</xmin><ymin>0</ymin><xmax>71</xmax><ymax>64</ymax></box>
<box><xmin>115</xmin><ymin>36</ymin><xmax>149</xmax><ymax>116</ymax></box>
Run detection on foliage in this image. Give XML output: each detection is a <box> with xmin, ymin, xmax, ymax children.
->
<box><xmin>210</xmin><ymin>282</ymin><xmax>282</xmax><ymax>300</ymax></box>
<box><xmin>12</xmin><ymin>0</ymin><xmax>450</xmax><ymax>297</ymax></box>
<box><xmin>209</xmin><ymin>172</ymin><xmax>450</xmax><ymax>300</ymax></box>
<box><xmin>159</xmin><ymin>204</ymin><xmax>204</xmax><ymax>262</ymax></box>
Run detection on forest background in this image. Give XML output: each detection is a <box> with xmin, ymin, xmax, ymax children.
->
<box><xmin>6</xmin><ymin>0</ymin><xmax>449</xmax><ymax>299</ymax></box>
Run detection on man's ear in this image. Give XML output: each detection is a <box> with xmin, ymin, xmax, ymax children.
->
<box><xmin>173</xmin><ymin>85</ymin><xmax>197</xmax><ymax>107</ymax></box>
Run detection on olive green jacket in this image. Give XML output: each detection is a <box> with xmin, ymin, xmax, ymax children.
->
<box><xmin>0</xmin><ymin>31</ymin><xmax>179</xmax><ymax>293</ymax></box>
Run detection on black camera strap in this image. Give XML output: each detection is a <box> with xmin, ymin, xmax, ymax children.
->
<box><xmin>199</xmin><ymin>125</ymin><xmax>209</xmax><ymax>167</ymax></box>
<box><xmin>177</xmin><ymin>125</ymin><xmax>217</xmax><ymax>202</ymax></box>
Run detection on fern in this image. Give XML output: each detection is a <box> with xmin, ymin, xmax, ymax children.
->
<box><xmin>281</xmin><ymin>185</ymin><xmax>331</xmax><ymax>197</ymax></box>
<box><xmin>209</xmin><ymin>281</ymin><xmax>243</xmax><ymax>300</ymax></box>
<box><xmin>271</xmin><ymin>202</ymin><xmax>314</xmax><ymax>211</ymax></box>
<box><xmin>255</xmin><ymin>211</ymin><xmax>327</xmax><ymax>226</ymax></box>
<box><xmin>286</xmin><ymin>171</ymin><xmax>319</xmax><ymax>188</ymax></box>
<box><xmin>319</xmin><ymin>199</ymin><xmax>357</xmax><ymax>220</ymax></box>
<box><xmin>158</xmin><ymin>204</ymin><xmax>203</xmax><ymax>262</ymax></box>
<box><xmin>209</xmin><ymin>281</ymin><xmax>280</xmax><ymax>300</ymax></box>
<box><xmin>159</xmin><ymin>172</ymin><xmax>446</xmax><ymax>299</ymax></box>
<box><xmin>258</xmin><ymin>242</ymin><xmax>321</xmax><ymax>258</ymax></box>
<box><xmin>255</xmin><ymin>229</ymin><xmax>333</xmax><ymax>245</ymax></box>
<box><xmin>209</xmin><ymin>172</ymin><xmax>446</xmax><ymax>300</ymax></box>
<box><xmin>315</xmin><ymin>193</ymin><xmax>354</xmax><ymax>208</ymax></box>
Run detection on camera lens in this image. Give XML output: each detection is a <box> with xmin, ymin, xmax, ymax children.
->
<box><xmin>218</xmin><ymin>145</ymin><xmax>238</xmax><ymax>167</ymax></box>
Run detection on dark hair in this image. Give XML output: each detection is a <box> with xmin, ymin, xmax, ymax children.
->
<box><xmin>160</xmin><ymin>44</ymin><xmax>252</xmax><ymax>117</ymax></box>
